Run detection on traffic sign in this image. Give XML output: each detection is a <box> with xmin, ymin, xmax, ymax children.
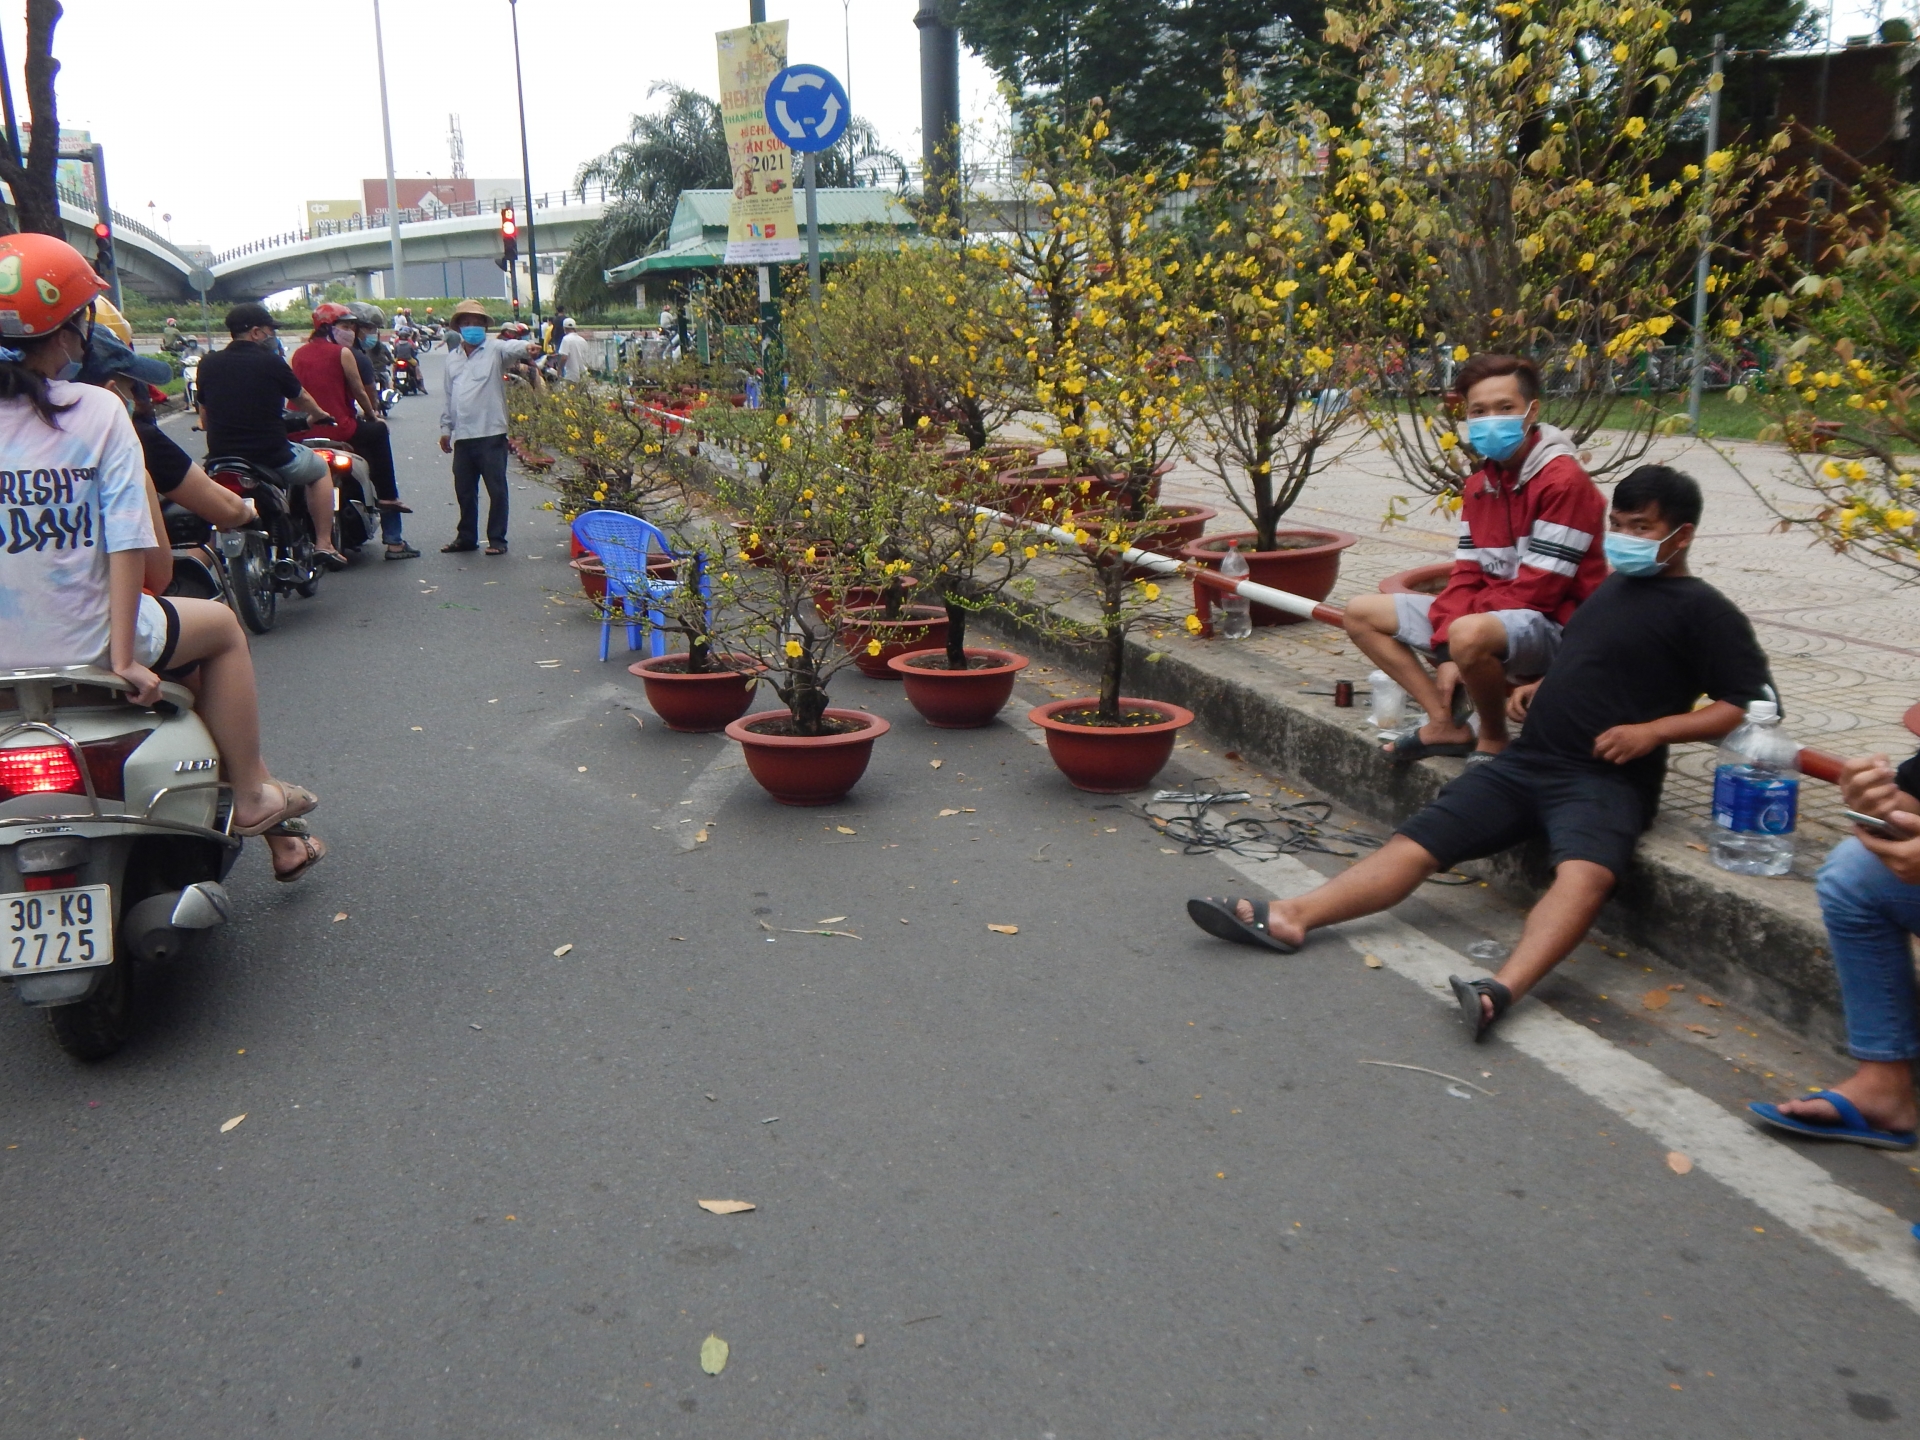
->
<box><xmin>764</xmin><ymin>64</ymin><xmax>850</xmax><ymax>154</ymax></box>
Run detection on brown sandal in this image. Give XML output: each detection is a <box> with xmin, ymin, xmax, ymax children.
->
<box><xmin>234</xmin><ymin>780</ymin><xmax>319</xmax><ymax>837</ymax></box>
<box><xmin>268</xmin><ymin>817</ymin><xmax>327</xmax><ymax>883</ymax></box>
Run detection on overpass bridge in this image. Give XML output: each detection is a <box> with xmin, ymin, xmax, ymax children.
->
<box><xmin>205</xmin><ymin>186</ymin><xmax>612</xmax><ymax>302</ymax></box>
<box><xmin>3</xmin><ymin>180</ymin><xmax>201</xmax><ymax>302</ymax></box>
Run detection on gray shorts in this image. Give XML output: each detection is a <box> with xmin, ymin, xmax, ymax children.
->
<box><xmin>263</xmin><ymin>444</ymin><xmax>328</xmax><ymax>488</ymax></box>
<box><xmin>1392</xmin><ymin>592</ymin><xmax>1561</xmax><ymax>683</ymax></box>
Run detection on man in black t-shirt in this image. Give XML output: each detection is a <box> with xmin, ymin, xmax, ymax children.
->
<box><xmin>1186</xmin><ymin>465</ymin><xmax>1776</xmax><ymax>1042</ymax></box>
<box><xmin>196</xmin><ymin>302</ymin><xmax>347</xmax><ymax>566</ymax></box>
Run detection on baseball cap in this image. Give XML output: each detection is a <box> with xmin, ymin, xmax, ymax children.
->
<box><xmin>225</xmin><ymin>302</ymin><xmax>277</xmax><ymax>335</ymax></box>
<box><xmin>77</xmin><ymin>327</ymin><xmax>173</xmax><ymax>388</ymax></box>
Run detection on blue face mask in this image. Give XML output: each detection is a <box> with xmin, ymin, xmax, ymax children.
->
<box><xmin>56</xmin><ymin>359</ymin><xmax>81</xmax><ymax>382</ymax></box>
<box><xmin>1603</xmin><ymin>528</ymin><xmax>1676</xmax><ymax>576</ymax></box>
<box><xmin>460</xmin><ymin>326</ymin><xmax>487</xmax><ymax>346</ymax></box>
<box><xmin>1463</xmin><ymin>414</ymin><xmax>1529</xmax><ymax>462</ymax></box>
<box><xmin>360</xmin><ymin>334</ymin><xmax>379</xmax><ymax>351</ymax></box>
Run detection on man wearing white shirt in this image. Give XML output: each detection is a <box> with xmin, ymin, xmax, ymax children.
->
<box><xmin>555</xmin><ymin>317</ymin><xmax>593</xmax><ymax>383</ymax></box>
<box><xmin>438</xmin><ymin>298</ymin><xmax>536</xmax><ymax>555</ymax></box>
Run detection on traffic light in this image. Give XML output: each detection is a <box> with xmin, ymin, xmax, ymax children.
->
<box><xmin>91</xmin><ymin>220</ymin><xmax>113</xmax><ymax>283</ymax></box>
<box><xmin>497</xmin><ymin>206</ymin><xmax>518</xmax><ymax>272</ymax></box>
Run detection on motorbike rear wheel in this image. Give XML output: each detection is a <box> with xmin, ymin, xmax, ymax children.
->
<box><xmin>47</xmin><ymin>958</ymin><xmax>134</xmax><ymax>1061</ymax></box>
<box><xmin>232</xmin><ymin>533</ymin><xmax>278</xmax><ymax>633</ymax></box>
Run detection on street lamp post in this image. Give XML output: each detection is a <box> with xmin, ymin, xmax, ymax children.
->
<box><xmin>508</xmin><ymin>0</ymin><xmax>541</xmax><ymax>323</ymax></box>
<box><xmin>372</xmin><ymin>0</ymin><xmax>407</xmax><ymax>303</ymax></box>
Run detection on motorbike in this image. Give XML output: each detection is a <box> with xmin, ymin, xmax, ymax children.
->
<box><xmin>180</xmin><ymin>349</ymin><xmax>202</xmax><ymax>409</ymax></box>
<box><xmin>392</xmin><ymin>353</ymin><xmax>425</xmax><ymax>395</ymax></box>
<box><xmin>200</xmin><ymin>443</ymin><xmax>326</xmax><ymax>633</ymax></box>
<box><xmin>299</xmin><ymin>438</ymin><xmax>381</xmax><ymax>553</ymax></box>
<box><xmin>0</xmin><ymin>666</ymin><xmax>241</xmax><ymax>1059</ymax></box>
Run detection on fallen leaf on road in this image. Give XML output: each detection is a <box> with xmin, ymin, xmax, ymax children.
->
<box><xmin>1666</xmin><ymin>1151</ymin><xmax>1694</xmax><ymax>1175</ymax></box>
<box><xmin>577</xmin><ymin>766</ymin><xmax>588</xmax><ymax>773</ymax></box>
<box><xmin>1641</xmin><ymin>989</ymin><xmax>1671</xmax><ymax>1010</ymax></box>
<box><xmin>332</xmin><ymin>911</ymin><xmax>349</xmax><ymax>923</ymax></box>
<box><xmin>220</xmin><ymin>1114</ymin><xmax>246</xmax><ymax>1134</ymax></box>
<box><xmin>1362</xmin><ymin>953</ymin><xmax>1383</xmax><ymax>969</ymax></box>
<box><xmin>961</xmin><ymin>807</ymin><xmax>976</xmax><ymax>813</ymax></box>
<box><xmin>987</xmin><ymin>923</ymin><xmax>1019</xmax><ymax>935</ymax></box>
<box><xmin>855</xmin><ymin>1333</ymin><xmax>865</xmax><ymax>1347</ymax></box>
<box><xmin>759</xmin><ymin>920</ymin><xmax>860</xmax><ymax>939</ymax></box>
<box><xmin>670</xmin><ymin>936</ymin><xmax>686</xmax><ymax>941</ymax></box>
<box><xmin>816</xmin><ymin>916</ymin><xmax>847</xmax><ymax>924</ymax></box>
<box><xmin>410</xmin><ymin>726</ymin><xmax>424</xmax><ymax>732</ymax></box>
<box><xmin>1159</xmin><ymin>846</ymin><xmax>1178</xmax><ymax>854</ymax></box>
<box><xmin>1685</xmin><ymin>1024</ymin><xmax>1718</xmax><ymax>1037</ymax></box>
<box><xmin>534</xmin><ymin>658</ymin><xmax>563</xmax><ymax>668</ymax></box>
<box><xmin>628</xmin><ymin>713</ymin><xmax>644</xmax><ymax>729</ymax></box>
<box><xmin>701</xmin><ymin>1335</ymin><xmax>729</xmax><ymax>1375</ymax></box>
<box><xmin>836</xmin><ymin>825</ymin><xmax>856</xmax><ymax>835</ymax></box>
<box><xmin>1666</xmin><ymin>983</ymin><xmax>1686</xmax><ymax>991</ymax></box>
<box><xmin>929</xmin><ymin>759</ymin><xmax>942</xmax><ymax>769</ymax></box>
<box><xmin>899</xmin><ymin>918</ymin><xmax>910</xmax><ymax>925</ymax></box>
<box><xmin>553</xmin><ymin>943</ymin><xmax>574</xmax><ymax>957</ymax></box>
<box><xmin>938</xmin><ymin>808</ymin><xmax>960</xmax><ymax>817</ymax></box>
<box><xmin>1697</xmin><ymin>994</ymin><xmax>1724</xmax><ymax>1007</ymax></box>
<box><xmin>693</xmin><ymin>829</ymin><xmax>708</xmax><ymax>844</ymax></box>
<box><xmin>697</xmin><ymin>1199</ymin><xmax>756</xmax><ymax>1215</ymax></box>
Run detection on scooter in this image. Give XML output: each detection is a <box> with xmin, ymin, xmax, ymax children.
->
<box><xmin>0</xmin><ymin>666</ymin><xmax>241</xmax><ymax>1060</ymax></box>
<box><xmin>180</xmin><ymin>349</ymin><xmax>201</xmax><ymax>409</ymax></box>
<box><xmin>159</xmin><ymin>496</ymin><xmax>276</xmax><ymax>636</ymax></box>
<box><xmin>392</xmin><ymin>354</ymin><xmax>425</xmax><ymax>395</ymax></box>
<box><xmin>201</xmin><ymin>447</ymin><xmax>325</xmax><ymax>633</ymax></box>
<box><xmin>299</xmin><ymin>439</ymin><xmax>381</xmax><ymax>553</ymax></box>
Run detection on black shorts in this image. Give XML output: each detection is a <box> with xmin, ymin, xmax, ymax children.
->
<box><xmin>1395</xmin><ymin>752</ymin><xmax>1647</xmax><ymax>880</ymax></box>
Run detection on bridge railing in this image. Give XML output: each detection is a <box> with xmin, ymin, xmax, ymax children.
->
<box><xmin>208</xmin><ymin>183</ymin><xmax>616</xmax><ymax>266</ymax></box>
<box><xmin>0</xmin><ymin>178</ymin><xmax>197</xmax><ymax>266</ymax></box>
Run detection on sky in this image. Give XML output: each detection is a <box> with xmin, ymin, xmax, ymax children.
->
<box><xmin>5</xmin><ymin>0</ymin><xmax>1003</xmax><ymax>251</ymax></box>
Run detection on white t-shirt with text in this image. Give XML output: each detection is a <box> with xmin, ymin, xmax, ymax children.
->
<box><xmin>0</xmin><ymin>382</ymin><xmax>154</xmax><ymax>669</ymax></box>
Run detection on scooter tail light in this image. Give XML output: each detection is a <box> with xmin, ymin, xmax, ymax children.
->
<box><xmin>210</xmin><ymin>470</ymin><xmax>248</xmax><ymax>495</ymax></box>
<box><xmin>331</xmin><ymin>454</ymin><xmax>352</xmax><ymax>469</ymax></box>
<box><xmin>0</xmin><ymin>731</ymin><xmax>148</xmax><ymax>803</ymax></box>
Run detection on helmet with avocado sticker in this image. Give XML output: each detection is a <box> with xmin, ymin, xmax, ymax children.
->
<box><xmin>0</xmin><ymin>232</ymin><xmax>107</xmax><ymax>337</ymax></box>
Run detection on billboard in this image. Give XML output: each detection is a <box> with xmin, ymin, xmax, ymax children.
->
<box><xmin>362</xmin><ymin>177</ymin><xmax>477</xmax><ymax>217</ymax></box>
<box><xmin>305</xmin><ymin>199</ymin><xmax>362</xmax><ymax>229</ymax></box>
<box><xmin>716</xmin><ymin>21</ymin><xmax>800</xmax><ymax>263</ymax></box>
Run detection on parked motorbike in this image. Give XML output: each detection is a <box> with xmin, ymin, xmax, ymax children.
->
<box><xmin>0</xmin><ymin>666</ymin><xmax>241</xmax><ymax>1059</ymax></box>
<box><xmin>180</xmin><ymin>349</ymin><xmax>201</xmax><ymax>409</ymax></box>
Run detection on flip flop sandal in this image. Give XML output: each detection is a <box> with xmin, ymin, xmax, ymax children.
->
<box><xmin>377</xmin><ymin>500</ymin><xmax>414</xmax><ymax>512</ymax></box>
<box><xmin>1449</xmin><ymin>974</ymin><xmax>1512</xmax><ymax>1041</ymax></box>
<box><xmin>1381</xmin><ymin>728</ymin><xmax>1475</xmax><ymax>764</ymax></box>
<box><xmin>442</xmin><ymin>541</ymin><xmax>478</xmax><ymax>553</ymax></box>
<box><xmin>234</xmin><ymin>780</ymin><xmax>319</xmax><ymax>837</ymax></box>
<box><xmin>267</xmin><ymin>818</ymin><xmax>327</xmax><ymax>884</ymax></box>
<box><xmin>1747</xmin><ymin>1090</ymin><xmax>1919</xmax><ymax>1150</ymax></box>
<box><xmin>315</xmin><ymin>550</ymin><xmax>351</xmax><ymax>572</ymax></box>
<box><xmin>484</xmin><ymin>546</ymin><xmax>508</xmax><ymax>556</ymax></box>
<box><xmin>1185</xmin><ymin>897</ymin><xmax>1300</xmax><ymax>954</ymax></box>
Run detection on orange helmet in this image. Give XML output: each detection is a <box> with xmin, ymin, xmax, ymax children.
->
<box><xmin>0</xmin><ymin>233</ymin><xmax>106</xmax><ymax>337</ymax></box>
<box><xmin>312</xmin><ymin>301</ymin><xmax>355</xmax><ymax>328</ymax></box>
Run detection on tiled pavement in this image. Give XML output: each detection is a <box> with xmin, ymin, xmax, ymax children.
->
<box><xmin>1146</xmin><ymin>431</ymin><xmax>1920</xmax><ymax>854</ymax></box>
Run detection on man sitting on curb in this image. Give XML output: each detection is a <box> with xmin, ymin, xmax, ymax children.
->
<box><xmin>1343</xmin><ymin>354</ymin><xmax>1608</xmax><ymax>763</ymax></box>
<box><xmin>1186</xmin><ymin>466</ymin><xmax>1777</xmax><ymax>1042</ymax></box>
<box><xmin>1748</xmin><ymin>748</ymin><xmax>1920</xmax><ymax>1151</ymax></box>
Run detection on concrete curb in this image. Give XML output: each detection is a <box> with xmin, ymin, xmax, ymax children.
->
<box><xmin>974</xmin><ymin>600</ymin><xmax>1842</xmax><ymax>1051</ymax></box>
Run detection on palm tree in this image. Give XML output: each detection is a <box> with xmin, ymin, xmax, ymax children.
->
<box><xmin>557</xmin><ymin>82</ymin><xmax>911</xmax><ymax>312</ymax></box>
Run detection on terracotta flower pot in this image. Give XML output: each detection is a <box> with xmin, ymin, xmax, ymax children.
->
<box><xmin>571</xmin><ymin>554</ymin><xmax>677</xmax><ymax>605</ymax></box>
<box><xmin>838</xmin><ymin>604</ymin><xmax>949</xmax><ymax>679</ymax></box>
<box><xmin>813</xmin><ymin>576</ymin><xmax>918</xmax><ymax>620</ymax></box>
<box><xmin>995</xmin><ymin>464</ymin><xmax>1165</xmax><ymax>519</ymax></box>
<box><xmin>629</xmin><ymin>654</ymin><xmax>761</xmax><ymax>732</ymax></box>
<box><xmin>1026</xmin><ymin>697</ymin><xmax>1196</xmax><ymax>793</ymax></box>
<box><xmin>725</xmin><ymin>708</ymin><xmax>891</xmax><ymax>806</ymax></box>
<box><xmin>1135</xmin><ymin>502</ymin><xmax>1218</xmax><ymax>557</ymax></box>
<box><xmin>888</xmin><ymin>648</ymin><xmax>1030</xmax><ymax>727</ymax></box>
<box><xmin>1181</xmin><ymin>527</ymin><xmax>1357</xmax><ymax>629</ymax></box>
<box><xmin>1378</xmin><ymin>562</ymin><xmax>1452</xmax><ymax>597</ymax></box>
<box><xmin>939</xmin><ymin>444</ymin><xmax>1040</xmax><ymax>495</ymax></box>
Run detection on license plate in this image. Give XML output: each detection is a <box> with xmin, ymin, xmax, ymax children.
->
<box><xmin>4</xmin><ymin>886</ymin><xmax>113</xmax><ymax>973</ymax></box>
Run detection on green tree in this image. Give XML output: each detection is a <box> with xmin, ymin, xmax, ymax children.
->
<box><xmin>956</xmin><ymin>0</ymin><xmax>1342</xmax><ymax>159</ymax></box>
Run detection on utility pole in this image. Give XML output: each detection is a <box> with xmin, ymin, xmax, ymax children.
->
<box><xmin>509</xmin><ymin>0</ymin><xmax>541</xmax><ymax>322</ymax></box>
<box><xmin>915</xmin><ymin>0</ymin><xmax>961</xmax><ymax>221</ymax></box>
<box><xmin>751</xmin><ymin>0</ymin><xmax>780</xmax><ymax>388</ymax></box>
<box><xmin>372</xmin><ymin>0</ymin><xmax>407</xmax><ymax>303</ymax></box>
<box><xmin>85</xmin><ymin>142</ymin><xmax>120</xmax><ymax>308</ymax></box>
<box><xmin>1687</xmin><ymin>34</ymin><xmax>1725</xmax><ymax>433</ymax></box>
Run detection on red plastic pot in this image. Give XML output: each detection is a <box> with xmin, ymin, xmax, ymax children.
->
<box><xmin>1378</xmin><ymin>562</ymin><xmax>1451</xmax><ymax>596</ymax></box>
<box><xmin>1181</xmin><ymin>527</ymin><xmax>1357</xmax><ymax>629</ymax></box>
<box><xmin>628</xmin><ymin>654</ymin><xmax>761</xmax><ymax>732</ymax></box>
<box><xmin>813</xmin><ymin>576</ymin><xmax>919</xmax><ymax>620</ymax></box>
<box><xmin>1026</xmin><ymin>697</ymin><xmax>1196</xmax><ymax>793</ymax></box>
<box><xmin>1136</xmin><ymin>502</ymin><xmax>1219</xmax><ymax>557</ymax></box>
<box><xmin>995</xmin><ymin>463</ymin><xmax>1166</xmax><ymax>519</ymax></box>
<box><xmin>725</xmin><ymin>708</ymin><xmax>891</xmax><ymax>806</ymax></box>
<box><xmin>887</xmin><ymin>648</ymin><xmax>1030</xmax><ymax>727</ymax></box>
<box><xmin>571</xmin><ymin>554</ymin><xmax>677</xmax><ymax>605</ymax></box>
<box><xmin>838</xmin><ymin>604</ymin><xmax>949</xmax><ymax>679</ymax></box>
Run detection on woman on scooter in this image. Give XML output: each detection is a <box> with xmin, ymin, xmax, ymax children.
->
<box><xmin>0</xmin><ymin>234</ymin><xmax>328</xmax><ymax>880</ymax></box>
<box><xmin>286</xmin><ymin>302</ymin><xmax>418</xmax><ymax>560</ymax></box>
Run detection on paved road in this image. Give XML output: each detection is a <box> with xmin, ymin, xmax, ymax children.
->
<box><xmin>1</xmin><ymin>355</ymin><xmax>1917</xmax><ymax>1437</ymax></box>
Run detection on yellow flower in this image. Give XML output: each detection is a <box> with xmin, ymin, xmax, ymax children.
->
<box><xmin>1885</xmin><ymin>508</ymin><xmax>1918</xmax><ymax>528</ymax></box>
<box><xmin>866</xmin><ymin>639</ymin><xmax>883</xmax><ymax>657</ymax></box>
<box><xmin>991</xmin><ymin>540</ymin><xmax>1006</xmax><ymax>555</ymax></box>
<box><xmin>1040</xmin><ymin>497</ymin><xmax>1055</xmax><ymax>511</ymax></box>
<box><xmin>1611</xmin><ymin>43</ymin><xmax>1629</xmax><ymax>62</ymax></box>
<box><xmin>1643</xmin><ymin>315</ymin><xmax>1673</xmax><ymax>336</ymax></box>
<box><xmin>747</xmin><ymin>532</ymin><xmax>761</xmax><ymax>548</ymax></box>
<box><xmin>1023</xmin><ymin>545</ymin><xmax>1038</xmax><ymax>559</ymax></box>
<box><xmin>804</xmin><ymin>546</ymin><xmax>817</xmax><ymax>562</ymax></box>
<box><xmin>1623</xmin><ymin>116</ymin><xmax>1647</xmax><ymax>140</ymax></box>
<box><xmin>1141</xmin><ymin>582</ymin><xmax>1161</xmax><ymax>601</ymax></box>
<box><xmin>1578</xmin><ymin>252</ymin><xmax>1596</xmax><ymax>271</ymax></box>
<box><xmin>1452</xmin><ymin>344</ymin><xmax>1469</xmax><ymax>361</ymax></box>
<box><xmin>1682</xmin><ymin>164</ymin><xmax>1701</xmax><ymax>181</ymax></box>
<box><xmin>1705</xmin><ymin>149</ymin><xmax>1732</xmax><ymax>174</ymax></box>
<box><xmin>784</xmin><ymin>639</ymin><xmax>804</xmax><ymax>659</ymax></box>
<box><xmin>1438</xmin><ymin>432</ymin><xmax>1459</xmax><ymax>451</ymax></box>
<box><xmin>1184</xmin><ymin>614</ymin><xmax>1203</xmax><ymax>634</ymax></box>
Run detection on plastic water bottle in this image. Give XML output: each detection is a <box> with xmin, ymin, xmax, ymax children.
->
<box><xmin>1218</xmin><ymin>545</ymin><xmax>1253</xmax><ymax>639</ymax></box>
<box><xmin>1368</xmin><ymin>670</ymin><xmax>1408</xmax><ymax>729</ymax></box>
<box><xmin>1710</xmin><ymin>700</ymin><xmax>1799</xmax><ymax>876</ymax></box>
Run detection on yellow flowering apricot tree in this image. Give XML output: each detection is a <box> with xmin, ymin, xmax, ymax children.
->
<box><xmin>1726</xmin><ymin>189</ymin><xmax>1920</xmax><ymax>579</ymax></box>
<box><xmin>1180</xmin><ymin>72</ymin><xmax>1375</xmax><ymax>548</ymax></box>
<box><xmin>1322</xmin><ymin>0</ymin><xmax>1801</xmax><ymax>496</ymax></box>
<box><xmin>510</xmin><ymin>384</ymin><xmax>689</xmax><ymax>520</ymax></box>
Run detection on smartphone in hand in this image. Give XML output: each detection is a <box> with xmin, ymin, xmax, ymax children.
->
<box><xmin>1842</xmin><ymin>808</ymin><xmax>1915</xmax><ymax>839</ymax></box>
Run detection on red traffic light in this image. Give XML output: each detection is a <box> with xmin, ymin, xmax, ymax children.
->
<box><xmin>92</xmin><ymin>221</ymin><xmax>110</xmax><ymax>240</ymax></box>
<box><xmin>500</xmin><ymin>206</ymin><xmax>518</xmax><ymax>239</ymax></box>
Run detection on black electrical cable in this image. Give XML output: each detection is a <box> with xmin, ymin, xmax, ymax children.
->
<box><xmin>1126</xmin><ymin>789</ymin><xmax>1478</xmax><ymax>885</ymax></box>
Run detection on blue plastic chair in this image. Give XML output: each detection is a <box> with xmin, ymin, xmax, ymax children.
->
<box><xmin>570</xmin><ymin>510</ymin><xmax>705</xmax><ymax>662</ymax></box>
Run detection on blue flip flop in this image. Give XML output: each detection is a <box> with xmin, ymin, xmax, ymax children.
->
<box><xmin>1748</xmin><ymin>1090</ymin><xmax>1918</xmax><ymax>1150</ymax></box>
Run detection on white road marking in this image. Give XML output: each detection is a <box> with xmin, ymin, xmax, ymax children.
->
<box><xmin>676</xmin><ymin>740</ymin><xmax>747</xmax><ymax>850</ymax></box>
<box><xmin>1215</xmin><ymin>848</ymin><xmax>1920</xmax><ymax>1316</ymax></box>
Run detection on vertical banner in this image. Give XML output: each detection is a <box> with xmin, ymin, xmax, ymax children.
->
<box><xmin>716</xmin><ymin>20</ymin><xmax>801</xmax><ymax>264</ymax></box>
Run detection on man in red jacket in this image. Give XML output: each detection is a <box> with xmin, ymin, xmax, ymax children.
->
<box><xmin>1344</xmin><ymin>353</ymin><xmax>1608</xmax><ymax>762</ymax></box>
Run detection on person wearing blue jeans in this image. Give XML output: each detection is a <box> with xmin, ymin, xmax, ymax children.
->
<box><xmin>438</xmin><ymin>298</ymin><xmax>536</xmax><ymax>555</ymax></box>
<box><xmin>1751</xmin><ymin>748</ymin><xmax>1920</xmax><ymax>1150</ymax></box>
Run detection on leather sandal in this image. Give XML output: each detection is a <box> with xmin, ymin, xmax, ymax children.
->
<box><xmin>1449</xmin><ymin>974</ymin><xmax>1513</xmax><ymax>1041</ymax></box>
<box><xmin>268</xmin><ymin>817</ymin><xmax>327</xmax><ymax>883</ymax></box>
